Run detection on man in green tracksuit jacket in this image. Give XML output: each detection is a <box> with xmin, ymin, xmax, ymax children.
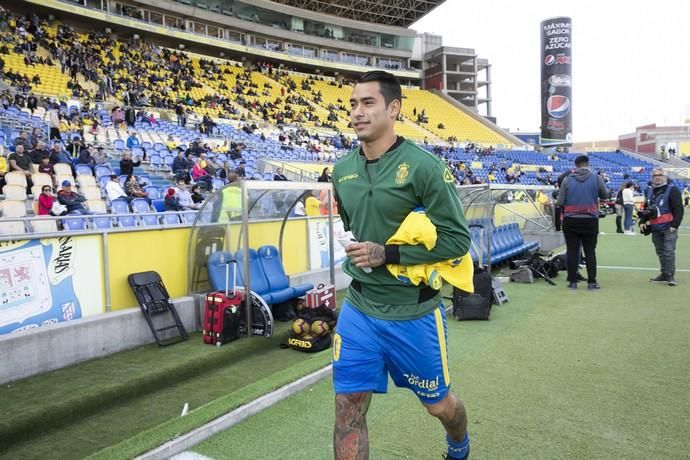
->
<box><xmin>331</xmin><ymin>70</ymin><xmax>472</xmax><ymax>460</ymax></box>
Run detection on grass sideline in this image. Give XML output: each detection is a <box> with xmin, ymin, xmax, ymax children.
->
<box><xmin>3</xmin><ymin>218</ymin><xmax>688</xmax><ymax>459</ymax></box>
<box><xmin>190</xmin><ymin>219</ymin><xmax>690</xmax><ymax>459</ymax></box>
<box><xmin>85</xmin><ymin>352</ymin><xmax>332</xmax><ymax>460</ymax></box>
<box><xmin>0</xmin><ymin>294</ymin><xmax>344</xmax><ymax>460</ymax></box>
<box><xmin>0</xmin><ymin>330</ymin><xmax>290</xmax><ymax>446</ymax></box>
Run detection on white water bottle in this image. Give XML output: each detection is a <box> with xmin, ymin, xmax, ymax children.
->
<box><xmin>337</xmin><ymin>231</ymin><xmax>372</xmax><ymax>273</ymax></box>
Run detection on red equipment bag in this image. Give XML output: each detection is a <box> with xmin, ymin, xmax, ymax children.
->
<box><xmin>203</xmin><ymin>257</ymin><xmax>244</xmax><ymax>346</ymax></box>
<box><xmin>305</xmin><ymin>283</ymin><xmax>336</xmax><ymax>310</ymax></box>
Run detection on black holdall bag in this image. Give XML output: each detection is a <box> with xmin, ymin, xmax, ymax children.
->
<box><xmin>452</xmin><ymin>224</ymin><xmax>492</xmax><ymax>321</ymax></box>
<box><xmin>283</xmin><ymin>304</ymin><xmax>338</xmax><ymax>353</ymax></box>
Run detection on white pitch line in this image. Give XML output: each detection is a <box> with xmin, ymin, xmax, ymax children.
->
<box><xmin>170</xmin><ymin>453</ymin><xmax>215</xmax><ymax>460</ymax></box>
<box><xmin>599</xmin><ymin>265</ymin><xmax>690</xmax><ymax>272</ymax></box>
<box><xmin>136</xmin><ymin>365</ymin><xmax>333</xmax><ymax>460</ymax></box>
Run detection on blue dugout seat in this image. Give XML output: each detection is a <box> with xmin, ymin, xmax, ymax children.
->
<box><xmin>257</xmin><ymin>245</ymin><xmax>313</xmax><ymax>298</ymax></box>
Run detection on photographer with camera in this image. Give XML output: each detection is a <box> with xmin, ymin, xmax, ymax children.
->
<box><xmin>556</xmin><ymin>155</ymin><xmax>609</xmax><ymax>290</ymax></box>
<box><xmin>639</xmin><ymin>168</ymin><xmax>684</xmax><ymax>286</ymax></box>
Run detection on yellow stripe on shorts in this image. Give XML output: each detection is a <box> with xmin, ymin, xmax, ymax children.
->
<box><xmin>434</xmin><ymin>308</ymin><xmax>451</xmax><ymax>386</ymax></box>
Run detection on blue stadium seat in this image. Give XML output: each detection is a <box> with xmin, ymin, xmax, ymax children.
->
<box><xmin>63</xmin><ymin>216</ymin><xmax>87</xmax><ymax>231</ymax></box>
<box><xmin>145</xmin><ymin>185</ymin><xmax>160</xmax><ymax>200</ymax></box>
<box><xmin>75</xmin><ymin>164</ymin><xmax>93</xmax><ymax>176</ymax></box>
<box><xmin>207</xmin><ymin>251</ymin><xmax>235</xmax><ymax>292</ymax></box>
<box><xmin>92</xmin><ymin>215</ymin><xmax>113</xmax><ymax>229</ymax></box>
<box><xmin>235</xmin><ymin>249</ymin><xmax>295</xmax><ymax>304</ymax></box>
<box><xmin>181</xmin><ymin>212</ymin><xmax>197</xmax><ymax>224</ymax></box>
<box><xmin>110</xmin><ymin>199</ymin><xmax>136</xmax><ymax>227</ymax></box>
<box><xmin>131</xmin><ymin>198</ymin><xmax>158</xmax><ymax>226</ymax></box>
<box><xmin>162</xmin><ymin>212</ymin><xmax>181</xmax><ymax>225</ymax></box>
<box><xmin>151</xmin><ymin>199</ymin><xmax>165</xmax><ymax>212</ymax></box>
<box><xmin>212</xmin><ymin>178</ymin><xmax>225</xmax><ymax>191</ymax></box>
<box><xmin>113</xmin><ymin>139</ymin><xmax>125</xmax><ymax>151</ymax></box>
<box><xmin>257</xmin><ymin>245</ymin><xmax>313</xmax><ymax>298</ymax></box>
<box><xmin>95</xmin><ymin>164</ymin><xmax>112</xmax><ymax>178</ymax></box>
<box><xmin>149</xmin><ymin>154</ymin><xmax>162</xmax><ymax>170</ymax></box>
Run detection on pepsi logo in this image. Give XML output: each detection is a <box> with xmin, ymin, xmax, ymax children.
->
<box><xmin>547</xmin><ymin>95</ymin><xmax>570</xmax><ymax>119</ymax></box>
<box><xmin>544</xmin><ymin>55</ymin><xmax>555</xmax><ymax>66</ymax></box>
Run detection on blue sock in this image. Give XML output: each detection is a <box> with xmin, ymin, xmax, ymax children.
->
<box><xmin>447</xmin><ymin>432</ymin><xmax>470</xmax><ymax>460</ymax></box>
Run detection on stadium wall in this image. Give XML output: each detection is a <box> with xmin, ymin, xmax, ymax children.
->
<box><xmin>105</xmin><ymin>219</ymin><xmax>311</xmax><ymax>311</ymax></box>
<box><xmin>0</xmin><ymin>219</ymin><xmax>312</xmax><ymax>338</ymax></box>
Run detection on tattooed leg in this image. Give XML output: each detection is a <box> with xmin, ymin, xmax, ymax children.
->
<box><xmin>424</xmin><ymin>391</ymin><xmax>467</xmax><ymax>441</ymax></box>
<box><xmin>334</xmin><ymin>392</ymin><xmax>372</xmax><ymax>460</ymax></box>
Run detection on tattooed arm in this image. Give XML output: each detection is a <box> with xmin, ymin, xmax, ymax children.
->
<box><xmin>345</xmin><ymin>242</ymin><xmax>386</xmax><ymax>269</ymax></box>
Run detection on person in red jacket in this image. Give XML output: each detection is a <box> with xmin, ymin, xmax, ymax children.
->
<box><xmin>38</xmin><ymin>185</ymin><xmax>65</xmax><ymax>216</ymax></box>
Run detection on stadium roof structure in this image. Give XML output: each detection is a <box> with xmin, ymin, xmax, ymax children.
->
<box><xmin>267</xmin><ymin>0</ymin><xmax>446</xmax><ymax>27</ymax></box>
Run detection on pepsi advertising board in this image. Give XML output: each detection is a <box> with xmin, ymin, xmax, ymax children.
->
<box><xmin>540</xmin><ymin>17</ymin><xmax>572</xmax><ymax>145</ymax></box>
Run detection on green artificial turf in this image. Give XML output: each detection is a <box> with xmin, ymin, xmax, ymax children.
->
<box><xmin>3</xmin><ymin>216</ymin><xmax>688</xmax><ymax>459</ymax></box>
<box><xmin>0</xmin><ymin>305</ymin><xmax>337</xmax><ymax>460</ymax></box>
<box><xmin>191</xmin><ymin>221</ymin><xmax>690</xmax><ymax>459</ymax></box>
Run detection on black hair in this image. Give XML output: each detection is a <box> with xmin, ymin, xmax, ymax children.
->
<box><xmin>574</xmin><ymin>155</ymin><xmax>589</xmax><ymax>167</ymax></box>
<box><xmin>356</xmin><ymin>71</ymin><xmax>402</xmax><ymax>108</ymax></box>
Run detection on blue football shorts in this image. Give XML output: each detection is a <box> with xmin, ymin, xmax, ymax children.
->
<box><xmin>332</xmin><ymin>298</ymin><xmax>452</xmax><ymax>404</ymax></box>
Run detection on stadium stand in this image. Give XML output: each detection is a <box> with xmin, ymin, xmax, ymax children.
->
<box><xmin>0</xmin><ymin>5</ymin><xmax>680</xmax><ymax>266</ymax></box>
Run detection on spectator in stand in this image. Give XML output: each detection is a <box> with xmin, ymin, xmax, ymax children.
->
<box><xmin>165</xmin><ymin>135</ymin><xmax>177</xmax><ymax>151</ymax></box>
<box><xmin>111</xmin><ymin>106</ymin><xmax>124</xmax><ymax>128</ymax></box>
<box><xmin>38</xmin><ymin>185</ymin><xmax>66</xmax><ymax>216</ymax></box>
<box><xmin>49</xmin><ymin>141</ymin><xmax>73</xmax><ymax>167</ymax></box>
<box><xmin>175</xmin><ymin>180</ymin><xmax>199</xmax><ymax>210</ymax></box>
<box><xmin>78</xmin><ymin>144</ymin><xmax>96</xmax><ymax>170</ymax></box>
<box><xmin>105</xmin><ymin>174</ymin><xmax>132</xmax><ymax>204</ymax></box>
<box><xmin>274</xmin><ymin>167</ymin><xmax>288</xmax><ymax>181</ymax></box>
<box><xmin>8</xmin><ymin>144</ymin><xmax>33</xmax><ymax>192</ymax></box>
<box><xmin>317</xmin><ymin>167</ymin><xmax>331</xmax><ymax>182</ymax></box>
<box><xmin>94</xmin><ymin>146</ymin><xmax>108</xmax><ymax>165</ymax></box>
<box><xmin>65</xmin><ymin>136</ymin><xmax>83</xmax><ymax>159</ymax></box>
<box><xmin>26</xmin><ymin>93</ymin><xmax>38</xmax><ymax>112</ymax></box>
<box><xmin>175</xmin><ymin>102</ymin><xmax>186</xmax><ymax>127</ymax></box>
<box><xmin>38</xmin><ymin>155</ymin><xmax>55</xmax><ymax>177</ymax></box>
<box><xmin>48</xmin><ymin>105</ymin><xmax>60</xmax><ymax>140</ymax></box>
<box><xmin>57</xmin><ymin>180</ymin><xmax>89</xmax><ymax>214</ymax></box>
<box><xmin>0</xmin><ymin>148</ymin><xmax>8</xmax><ymax>191</ymax></box>
<box><xmin>124</xmin><ymin>174</ymin><xmax>150</xmax><ymax>203</ymax></box>
<box><xmin>191</xmin><ymin>184</ymin><xmax>204</xmax><ymax>205</ymax></box>
<box><xmin>30</xmin><ymin>141</ymin><xmax>49</xmax><ymax>165</ymax></box>
<box><xmin>191</xmin><ymin>157</ymin><xmax>212</xmax><ymax>189</ymax></box>
<box><xmin>172</xmin><ymin>150</ymin><xmax>191</xmax><ymax>183</ymax></box>
<box><xmin>14</xmin><ymin>131</ymin><xmax>30</xmax><ymax>149</ymax></box>
<box><xmin>202</xmin><ymin>114</ymin><xmax>217</xmax><ymax>135</ymax></box>
<box><xmin>236</xmin><ymin>161</ymin><xmax>246</xmax><ymax>178</ymax></box>
<box><xmin>164</xmin><ymin>187</ymin><xmax>182</xmax><ymax>211</ymax></box>
<box><xmin>126</xmin><ymin>132</ymin><xmax>146</xmax><ymax>160</ymax></box>
<box><xmin>119</xmin><ymin>151</ymin><xmax>141</xmax><ymax>176</ymax></box>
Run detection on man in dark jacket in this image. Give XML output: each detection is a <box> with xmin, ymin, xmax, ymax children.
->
<box><xmin>119</xmin><ymin>151</ymin><xmax>141</xmax><ymax>176</ymax></box>
<box><xmin>640</xmin><ymin>168</ymin><xmax>684</xmax><ymax>286</ymax></box>
<box><xmin>57</xmin><ymin>181</ymin><xmax>89</xmax><ymax>214</ymax></box>
<box><xmin>555</xmin><ymin>155</ymin><xmax>609</xmax><ymax>289</ymax></box>
<box><xmin>171</xmin><ymin>150</ymin><xmax>191</xmax><ymax>183</ymax></box>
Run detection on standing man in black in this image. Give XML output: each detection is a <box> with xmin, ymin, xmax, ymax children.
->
<box><xmin>556</xmin><ymin>155</ymin><xmax>608</xmax><ymax>290</ymax></box>
<box><xmin>640</xmin><ymin>168</ymin><xmax>684</xmax><ymax>286</ymax></box>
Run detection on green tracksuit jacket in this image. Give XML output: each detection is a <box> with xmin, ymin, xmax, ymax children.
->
<box><xmin>333</xmin><ymin>137</ymin><xmax>471</xmax><ymax>320</ymax></box>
